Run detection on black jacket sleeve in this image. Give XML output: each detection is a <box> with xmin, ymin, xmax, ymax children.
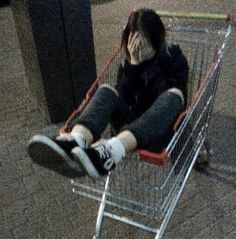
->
<box><xmin>115</xmin><ymin>60</ymin><xmax>145</xmax><ymax>106</ymax></box>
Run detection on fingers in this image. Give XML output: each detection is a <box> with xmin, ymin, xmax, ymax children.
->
<box><xmin>127</xmin><ymin>32</ymin><xmax>156</xmax><ymax>64</ymax></box>
<box><xmin>128</xmin><ymin>32</ymin><xmax>141</xmax><ymax>53</ymax></box>
<box><xmin>128</xmin><ymin>32</ymin><xmax>136</xmax><ymax>48</ymax></box>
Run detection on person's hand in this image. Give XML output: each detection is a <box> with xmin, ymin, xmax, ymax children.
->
<box><xmin>127</xmin><ymin>32</ymin><xmax>141</xmax><ymax>65</ymax></box>
<box><xmin>139</xmin><ymin>35</ymin><xmax>156</xmax><ymax>62</ymax></box>
<box><xmin>127</xmin><ymin>32</ymin><xmax>156</xmax><ymax>65</ymax></box>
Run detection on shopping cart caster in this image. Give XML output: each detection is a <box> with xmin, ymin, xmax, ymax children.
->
<box><xmin>194</xmin><ymin>145</ymin><xmax>214</xmax><ymax>171</ymax></box>
<box><xmin>93</xmin><ymin>235</ymin><xmax>103</xmax><ymax>239</ymax></box>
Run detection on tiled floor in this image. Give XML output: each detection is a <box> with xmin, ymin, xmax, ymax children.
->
<box><xmin>0</xmin><ymin>1</ymin><xmax>235</xmax><ymax>238</ymax></box>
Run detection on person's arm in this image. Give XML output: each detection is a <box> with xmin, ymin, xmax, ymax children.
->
<box><xmin>116</xmin><ymin>32</ymin><xmax>157</xmax><ymax>101</ymax></box>
<box><xmin>115</xmin><ymin>61</ymin><xmax>143</xmax><ymax>105</ymax></box>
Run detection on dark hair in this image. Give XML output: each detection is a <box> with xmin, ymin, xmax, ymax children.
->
<box><xmin>121</xmin><ymin>8</ymin><xmax>166</xmax><ymax>60</ymax></box>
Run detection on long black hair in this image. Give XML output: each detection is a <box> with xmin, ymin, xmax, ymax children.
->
<box><xmin>121</xmin><ymin>8</ymin><xmax>166</xmax><ymax>61</ymax></box>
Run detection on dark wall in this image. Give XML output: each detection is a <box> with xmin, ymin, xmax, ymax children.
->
<box><xmin>0</xmin><ymin>0</ymin><xmax>10</xmax><ymax>7</ymax></box>
<box><xmin>11</xmin><ymin>0</ymin><xmax>96</xmax><ymax>123</ymax></box>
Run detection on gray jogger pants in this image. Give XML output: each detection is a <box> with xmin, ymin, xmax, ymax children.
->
<box><xmin>68</xmin><ymin>85</ymin><xmax>183</xmax><ymax>152</ymax></box>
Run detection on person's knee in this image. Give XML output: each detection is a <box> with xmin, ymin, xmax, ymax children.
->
<box><xmin>99</xmin><ymin>84</ymin><xmax>118</xmax><ymax>96</ymax></box>
<box><xmin>167</xmin><ymin>88</ymin><xmax>185</xmax><ymax>106</ymax></box>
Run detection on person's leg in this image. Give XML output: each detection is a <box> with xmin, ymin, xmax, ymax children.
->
<box><xmin>69</xmin><ymin>90</ymin><xmax>136</xmax><ymax>179</ymax></box>
<box><xmin>68</xmin><ymin>84</ymin><xmax>120</xmax><ymax>142</ymax></box>
<box><xmin>124</xmin><ymin>88</ymin><xmax>184</xmax><ymax>151</ymax></box>
<box><xmin>55</xmin><ymin>84</ymin><xmax>122</xmax><ymax>148</ymax></box>
<box><xmin>116</xmin><ymin>130</ymin><xmax>137</xmax><ymax>153</ymax></box>
<box><xmin>68</xmin><ymin>84</ymin><xmax>135</xmax><ymax>140</ymax></box>
<box><xmin>27</xmin><ymin>84</ymin><xmax>122</xmax><ymax>178</ymax></box>
<box><xmin>71</xmin><ymin>89</ymin><xmax>184</xmax><ymax>179</ymax></box>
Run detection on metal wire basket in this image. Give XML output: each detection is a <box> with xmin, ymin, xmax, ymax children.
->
<box><xmin>68</xmin><ymin>12</ymin><xmax>232</xmax><ymax>239</ymax></box>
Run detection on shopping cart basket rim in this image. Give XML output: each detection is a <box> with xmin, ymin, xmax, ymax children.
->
<box><xmin>61</xmin><ymin>13</ymin><xmax>233</xmax><ymax>166</ymax></box>
<box><xmin>155</xmin><ymin>10</ymin><xmax>233</xmax><ymax>22</ymax></box>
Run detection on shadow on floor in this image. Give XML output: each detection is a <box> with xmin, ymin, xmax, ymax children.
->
<box><xmin>195</xmin><ymin>112</ymin><xmax>236</xmax><ymax>188</ymax></box>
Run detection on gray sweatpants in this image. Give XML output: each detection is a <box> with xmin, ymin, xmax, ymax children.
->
<box><xmin>68</xmin><ymin>85</ymin><xmax>183</xmax><ymax>152</ymax></box>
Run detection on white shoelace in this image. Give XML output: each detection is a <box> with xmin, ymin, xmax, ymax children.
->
<box><xmin>96</xmin><ymin>145</ymin><xmax>111</xmax><ymax>159</ymax></box>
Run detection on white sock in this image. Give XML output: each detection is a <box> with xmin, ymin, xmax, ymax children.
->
<box><xmin>107</xmin><ymin>137</ymin><xmax>125</xmax><ymax>164</ymax></box>
<box><xmin>70</xmin><ymin>132</ymin><xmax>86</xmax><ymax>148</ymax></box>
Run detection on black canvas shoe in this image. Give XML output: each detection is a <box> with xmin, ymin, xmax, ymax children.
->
<box><xmin>71</xmin><ymin>144</ymin><xmax>116</xmax><ymax>180</ymax></box>
<box><xmin>28</xmin><ymin>134</ymin><xmax>85</xmax><ymax>178</ymax></box>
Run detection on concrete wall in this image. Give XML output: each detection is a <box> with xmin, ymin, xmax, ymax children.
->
<box><xmin>11</xmin><ymin>0</ymin><xmax>96</xmax><ymax>123</ymax></box>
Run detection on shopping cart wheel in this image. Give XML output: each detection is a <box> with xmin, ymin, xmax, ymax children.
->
<box><xmin>93</xmin><ymin>235</ymin><xmax>103</xmax><ymax>239</ymax></box>
<box><xmin>194</xmin><ymin>146</ymin><xmax>214</xmax><ymax>171</ymax></box>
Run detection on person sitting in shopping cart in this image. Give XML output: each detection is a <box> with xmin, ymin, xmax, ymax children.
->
<box><xmin>28</xmin><ymin>8</ymin><xmax>189</xmax><ymax>179</ymax></box>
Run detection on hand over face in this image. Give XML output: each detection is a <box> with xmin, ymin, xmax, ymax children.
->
<box><xmin>127</xmin><ymin>32</ymin><xmax>141</xmax><ymax>65</ymax></box>
<box><xmin>127</xmin><ymin>32</ymin><xmax>156</xmax><ymax>65</ymax></box>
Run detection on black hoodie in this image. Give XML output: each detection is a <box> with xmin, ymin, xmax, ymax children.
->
<box><xmin>115</xmin><ymin>44</ymin><xmax>189</xmax><ymax>117</ymax></box>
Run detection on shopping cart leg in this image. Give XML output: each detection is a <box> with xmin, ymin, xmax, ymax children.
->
<box><xmin>94</xmin><ymin>174</ymin><xmax>110</xmax><ymax>239</ymax></box>
<box><xmin>204</xmin><ymin>139</ymin><xmax>214</xmax><ymax>159</ymax></box>
<box><xmin>194</xmin><ymin>139</ymin><xmax>213</xmax><ymax>170</ymax></box>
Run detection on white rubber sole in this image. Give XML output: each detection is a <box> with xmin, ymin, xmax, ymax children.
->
<box><xmin>28</xmin><ymin>134</ymin><xmax>70</xmax><ymax>162</ymax></box>
<box><xmin>72</xmin><ymin>146</ymin><xmax>100</xmax><ymax>180</ymax></box>
<box><xmin>28</xmin><ymin>134</ymin><xmax>84</xmax><ymax>177</ymax></box>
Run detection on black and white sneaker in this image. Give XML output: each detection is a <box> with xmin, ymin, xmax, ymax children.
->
<box><xmin>71</xmin><ymin>144</ymin><xmax>116</xmax><ymax>180</ymax></box>
<box><xmin>28</xmin><ymin>134</ymin><xmax>85</xmax><ymax>178</ymax></box>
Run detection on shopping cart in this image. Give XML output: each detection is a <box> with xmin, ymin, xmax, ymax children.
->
<box><xmin>61</xmin><ymin>12</ymin><xmax>233</xmax><ymax>239</ymax></box>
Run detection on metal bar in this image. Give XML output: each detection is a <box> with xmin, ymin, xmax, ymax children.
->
<box><xmin>172</xmin><ymin>38</ymin><xmax>216</xmax><ymax>46</ymax></box>
<box><xmin>156</xmin><ymin>138</ymin><xmax>205</xmax><ymax>239</ymax></box>
<box><xmin>167</xmin><ymin>51</ymin><xmax>219</xmax><ymax>153</ymax></box>
<box><xmin>95</xmin><ymin>175</ymin><xmax>110</xmax><ymax>239</ymax></box>
<box><xmin>167</xmin><ymin>77</ymin><xmax>212</xmax><ymax>154</ymax></box>
<box><xmin>114</xmin><ymin>174</ymin><xmax>160</xmax><ymax>190</ymax></box>
<box><xmin>156</xmin><ymin>11</ymin><xmax>230</xmax><ymax>21</ymax></box>
<box><xmin>161</xmin><ymin>125</ymin><xmax>207</xmax><ymax>216</ymax></box>
<box><xmin>201</xmin><ymin>23</ymin><xmax>232</xmax><ymax>143</ymax></box>
<box><xmin>104</xmin><ymin>212</ymin><xmax>159</xmax><ymax>234</ymax></box>
<box><xmin>168</xmin><ymin>22</ymin><xmax>232</xmax><ymax>153</ymax></box>
<box><xmin>73</xmin><ymin>180</ymin><xmax>161</xmax><ymax>211</ymax></box>
<box><xmin>71</xmin><ymin>180</ymin><xmax>106</xmax><ymax>195</ymax></box>
<box><xmin>160</xmin><ymin>94</ymin><xmax>213</xmax><ymax>211</ymax></box>
<box><xmin>73</xmin><ymin>187</ymin><xmax>161</xmax><ymax>219</ymax></box>
<box><xmin>72</xmin><ymin>189</ymin><xmax>104</xmax><ymax>202</ymax></box>
<box><xmin>168</xmin><ymin>27</ymin><xmax>223</xmax><ymax>35</ymax></box>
